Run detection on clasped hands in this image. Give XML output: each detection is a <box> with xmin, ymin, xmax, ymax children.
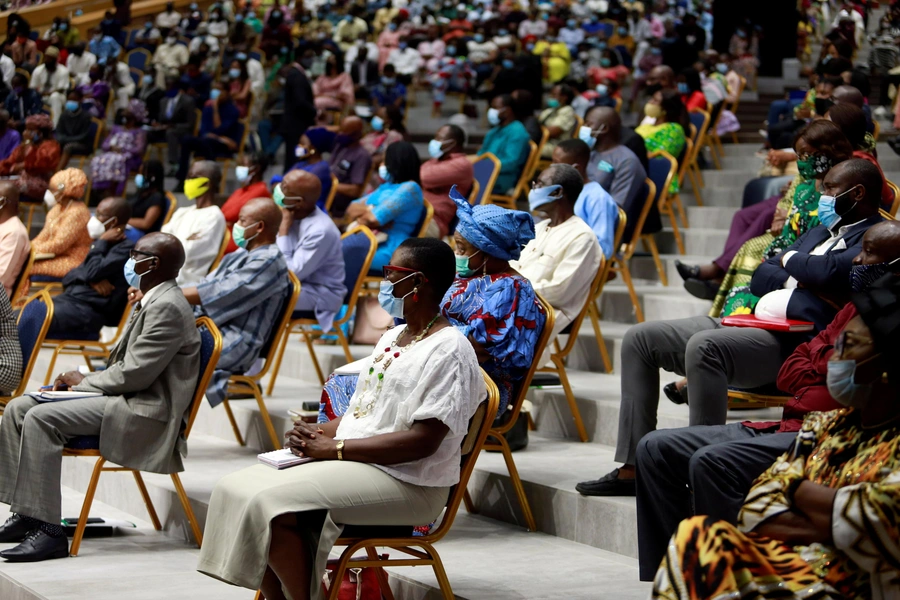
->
<box><xmin>284</xmin><ymin>421</ymin><xmax>338</xmax><ymax>460</ymax></box>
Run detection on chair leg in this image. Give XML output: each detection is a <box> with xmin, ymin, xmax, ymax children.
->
<box><xmin>171</xmin><ymin>472</ymin><xmax>203</xmax><ymax>547</ymax></box>
<box><xmin>494</xmin><ymin>432</ymin><xmax>537</xmax><ymax>530</ymax></box>
<box><xmin>253</xmin><ymin>386</ymin><xmax>282</xmax><ymax>450</ymax></box>
<box><xmin>301</xmin><ymin>329</ymin><xmax>326</xmax><ymax>386</ymax></box>
<box><xmin>642</xmin><ymin>235</ymin><xmax>668</xmax><ymax>287</ymax></box>
<box><xmin>70</xmin><ymin>457</ymin><xmax>105</xmax><ymax>557</ymax></box>
<box><xmin>132</xmin><ymin>471</ymin><xmax>162</xmax><ymax>530</ymax></box>
<box><xmin>366</xmin><ymin>546</ymin><xmax>396</xmax><ymax>600</ymax></box>
<box><xmin>253</xmin><ymin>592</ymin><xmax>263</xmax><ymax>600</ymax></box>
<box><xmin>694</xmin><ymin>160</ymin><xmax>705</xmax><ymax>187</ymax></box>
<box><xmin>551</xmin><ymin>356</ymin><xmax>589</xmax><ymax>443</ymax></box>
<box><xmin>327</xmin><ymin>547</ymin><xmax>356</xmax><ymax>600</ymax></box>
<box><xmin>687</xmin><ymin>166</ymin><xmax>704</xmax><ymax>206</ymax></box>
<box><xmin>708</xmin><ymin>139</ymin><xmax>722</xmax><ymax>169</ymax></box>
<box><xmin>731</xmin><ymin>131</ymin><xmax>739</xmax><ymax>145</ymax></box>
<box><xmin>335</xmin><ymin>327</ymin><xmax>354</xmax><ymax>364</ymax></box>
<box><xmin>663</xmin><ymin>203</ymin><xmax>686</xmax><ymax>255</ymax></box>
<box><xmin>715</xmin><ymin>133</ymin><xmax>726</xmax><ymax>158</ymax></box>
<box><xmin>588</xmin><ymin>302</ymin><xmax>613</xmax><ymax>373</ymax></box>
<box><xmin>265</xmin><ymin>323</ymin><xmax>291</xmax><ymax>396</ymax></box>
<box><xmin>422</xmin><ymin>541</ymin><xmax>455</xmax><ymax>600</ymax></box>
<box><xmin>619</xmin><ymin>261</ymin><xmax>644</xmax><ymax>323</ymax></box>
<box><xmin>673</xmin><ymin>194</ymin><xmax>689</xmax><ymax>229</ymax></box>
<box><xmin>463</xmin><ymin>488</ymin><xmax>476</xmax><ymax>514</ymax></box>
<box><xmin>221</xmin><ymin>399</ymin><xmax>245</xmax><ymax>446</ymax></box>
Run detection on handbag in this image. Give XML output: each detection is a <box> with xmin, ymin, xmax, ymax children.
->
<box><xmin>322</xmin><ymin>555</ymin><xmax>386</xmax><ymax>600</ymax></box>
<box><xmin>351</xmin><ymin>296</ymin><xmax>394</xmax><ymax>346</ymax></box>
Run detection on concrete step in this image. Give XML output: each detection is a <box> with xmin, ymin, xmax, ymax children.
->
<box><xmin>52</xmin><ymin>433</ymin><xmax>650</xmax><ymax>600</ymax></box>
<box><xmin>654</xmin><ymin>226</ymin><xmax>729</xmax><ymax>257</ymax></box>
<box><xmin>598</xmin><ymin>281</ymin><xmax>712</xmax><ymax>324</ymax></box>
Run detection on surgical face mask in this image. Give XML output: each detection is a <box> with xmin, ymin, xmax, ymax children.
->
<box><xmin>235</xmin><ymin>165</ymin><xmax>251</xmax><ymax>182</ymax></box>
<box><xmin>123</xmin><ymin>256</ymin><xmax>154</xmax><ymax>288</ymax></box>
<box><xmin>135</xmin><ymin>174</ymin><xmax>146</xmax><ymax>188</ymax></box>
<box><xmin>566</xmin><ymin>19</ymin><xmax>576</xmax><ymax>28</ymax></box>
<box><xmin>600</xmin><ymin>57</ymin><xmax>611</xmax><ymax>67</ymax></box>
<box><xmin>644</xmin><ymin>102</ymin><xmax>663</xmax><ymax>119</ymax></box>
<box><xmin>677</xmin><ymin>82</ymin><xmax>689</xmax><ymax>94</ymax></box>
<box><xmin>827</xmin><ymin>358</ymin><xmax>875</xmax><ymax>409</ymax></box>
<box><xmin>525</xmin><ymin>43</ymin><xmax>535</xmax><ymax>52</ymax></box>
<box><xmin>232</xmin><ymin>221</ymin><xmax>261</xmax><ymax>248</ymax></box>
<box><xmin>428</xmin><ymin>138</ymin><xmax>448</xmax><ymax>159</ymax></box>
<box><xmin>184</xmin><ymin>177</ymin><xmax>210</xmax><ymax>200</ymax></box>
<box><xmin>65</xmin><ymin>100</ymin><xmax>79</xmax><ymax>112</ymax></box>
<box><xmin>595</xmin><ymin>83</ymin><xmax>609</xmax><ymax>96</ymax></box>
<box><xmin>618</xmin><ymin>27</ymin><xmax>628</xmax><ymax>35</ymax></box>
<box><xmin>142</xmin><ymin>74</ymin><xmax>154</xmax><ymax>86</ymax></box>
<box><xmin>528</xmin><ymin>183</ymin><xmax>562</xmax><ymax>212</ymax></box>
<box><xmin>578</xmin><ymin>125</ymin><xmax>598</xmax><ymax>148</ymax></box>
<box><xmin>371</xmin><ymin>115</ymin><xmax>385</xmax><ymax>131</ymax></box>
<box><xmin>378</xmin><ymin>273</ymin><xmax>416</xmax><ymax>318</ymax></box>
<box><xmin>44</xmin><ymin>189</ymin><xmax>57</xmax><ymax>209</ymax></box>
<box><xmin>817</xmin><ymin>185</ymin><xmax>859</xmax><ymax>230</ymax></box>
<box><xmin>716</xmin><ymin>62</ymin><xmax>728</xmax><ymax>74</ymax></box>
<box><xmin>850</xmin><ymin>258</ymin><xmax>900</xmax><ymax>292</ymax></box>
<box><xmin>229</xmin><ymin>68</ymin><xmax>241</xmax><ymax>79</ymax></box>
<box><xmin>502</xmin><ymin>58</ymin><xmax>514</xmax><ymax>70</ymax></box>
<box><xmin>547</xmin><ymin>98</ymin><xmax>559</xmax><ymax>108</ymax></box>
<box><xmin>210</xmin><ymin>88</ymin><xmax>221</xmax><ymax>101</ymax></box>
<box><xmin>487</xmin><ymin>107</ymin><xmax>502</xmax><ymax>126</ymax></box>
<box><xmin>578</xmin><ymin>51</ymin><xmax>589</xmax><ymax>60</ymax></box>
<box><xmin>473</xmin><ymin>33</ymin><xmax>484</xmax><ymax>43</ymax></box>
<box><xmin>87</xmin><ymin>215</ymin><xmax>113</xmax><ymax>240</ymax></box>
<box><xmin>295</xmin><ymin>145</ymin><xmax>309</xmax><ymax>158</ymax></box>
<box><xmin>498</xmin><ymin>29</ymin><xmax>508</xmax><ymax>36</ymax></box>
<box><xmin>455</xmin><ymin>250</ymin><xmax>482</xmax><ymax>277</ymax></box>
<box><xmin>166</xmin><ymin>36</ymin><xmax>177</xmax><ymax>44</ymax></box>
<box><xmin>378</xmin><ymin>164</ymin><xmax>391</xmax><ymax>182</ymax></box>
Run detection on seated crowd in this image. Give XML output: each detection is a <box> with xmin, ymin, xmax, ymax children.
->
<box><xmin>0</xmin><ymin>2</ymin><xmax>899</xmax><ymax>600</ymax></box>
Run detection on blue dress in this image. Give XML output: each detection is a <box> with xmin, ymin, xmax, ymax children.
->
<box><xmin>354</xmin><ymin>181</ymin><xmax>424</xmax><ymax>271</ymax></box>
<box><xmin>321</xmin><ymin>272</ymin><xmax>547</xmax><ymax>422</ymax></box>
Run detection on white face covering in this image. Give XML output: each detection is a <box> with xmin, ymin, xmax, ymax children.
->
<box><xmin>86</xmin><ymin>215</ymin><xmax>113</xmax><ymax>240</ymax></box>
<box><xmin>44</xmin><ymin>189</ymin><xmax>57</xmax><ymax>209</ymax></box>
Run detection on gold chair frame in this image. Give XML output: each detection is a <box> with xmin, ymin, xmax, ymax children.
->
<box><xmin>0</xmin><ymin>290</ymin><xmax>53</xmax><ymax>411</ymax></box>
<box><xmin>468</xmin><ymin>152</ymin><xmax>501</xmax><ymax>205</ymax></box>
<box><xmin>587</xmin><ymin>207</ymin><xmax>628</xmax><ymax>374</ymax></box>
<box><xmin>41</xmin><ymin>305</ymin><xmax>134</xmax><ymax>385</ymax></box>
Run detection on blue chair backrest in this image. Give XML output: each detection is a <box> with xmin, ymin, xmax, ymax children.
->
<box><xmin>127</xmin><ymin>51</ymin><xmax>147</xmax><ymax>71</ymax></box>
<box><xmin>341</xmin><ymin>231</ymin><xmax>374</xmax><ymax>304</ymax></box>
<box><xmin>788</xmin><ymin>89</ymin><xmax>807</xmax><ymax>102</ymax></box>
<box><xmin>471</xmin><ymin>157</ymin><xmax>497</xmax><ymax>205</ymax></box>
<box><xmin>17</xmin><ymin>294</ymin><xmax>48</xmax><ymax>379</ymax></box>
<box><xmin>258</xmin><ymin>276</ymin><xmax>295</xmax><ymax>361</ymax></box>
<box><xmin>613</xmin><ymin>45</ymin><xmax>632</xmax><ymax>69</ymax></box>
<box><xmin>129</xmin><ymin>69</ymin><xmax>139</xmax><ymax>86</ymax></box>
<box><xmin>689</xmin><ymin>112</ymin><xmax>705</xmax><ymax>143</ymax></box>
<box><xmin>195</xmin><ymin>322</ymin><xmax>217</xmax><ymax>398</ymax></box>
<box><xmin>647</xmin><ymin>157</ymin><xmax>671</xmax><ymax>204</ymax></box>
<box><xmin>87</xmin><ymin>119</ymin><xmax>99</xmax><ymax>148</ymax></box>
<box><xmin>125</xmin><ymin>29</ymin><xmax>139</xmax><ymax>49</ymax></box>
<box><xmin>28</xmin><ymin>30</ymin><xmax>38</xmax><ymax>41</ymax></box>
<box><xmin>249</xmin><ymin>50</ymin><xmax>262</xmax><ymax>63</ymax></box>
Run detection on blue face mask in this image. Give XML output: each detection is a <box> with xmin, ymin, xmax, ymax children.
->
<box><xmin>455</xmin><ymin>250</ymin><xmax>482</xmax><ymax>277</ymax></box>
<box><xmin>677</xmin><ymin>82</ymin><xmax>689</xmax><ymax>94</ymax></box>
<box><xmin>428</xmin><ymin>138</ymin><xmax>447</xmax><ymax>159</ymax></box>
<box><xmin>65</xmin><ymin>100</ymin><xmax>79</xmax><ymax>112</ymax></box>
<box><xmin>229</xmin><ymin>68</ymin><xmax>241</xmax><ymax>79</ymax></box>
<box><xmin>578</xmin><ymin>125</ymin><xmax>596</xmax><ymax>148</ymax></box>
<box><xmin>399</xmin><ymin>42</ymin><xmax>408</xmax><ymax>50</ymax></box>
<box><xmin>473</xmin><ymin>34</ymin><xmax>484</xmax><ymax>43</ymax></box>
<box><xmin>371</xmin><ymin>115</ymin><xmax>384</xmax><ymax>131</ymax></box>
<box><xmin>123</xmin><ymin>256</ymin><xmax>154</xmax><ymax>289</ymax></box>
<box><xmin>502</xmin><ymin>59</ymin><xmax>514</xmax><ymax>70</ymax></box>
<box><xmin>210</xmin><ymin>88</ymin><xmax>221</xmax><ymax>100</ymax></box>
<box><xmin>381</xmin><ymin>77</ymin><xmax>395</xmax><ymax>87</ymax></box>
<box><xmin>600</xmin><ymin>57</ymin><xmax>611</xmax><ymax>67</ymax></box>
<box><xmin>142</xmin><ymin>74</ymin><xmax>154</xmax><ymax>86</ymax></box>
<box><xmin>378</xmin><ymin>164</ymin><xmax>390</xmax><ymax>181</ymax></box>
<box><xmin>528</xmin><ymin>184</ymin><xmax>562</xmax><ymax>212</ymax></box>
<box><xmin>595</xmin><ymin>83</ymin><xmax>608</xmax><ymax>96</ymax></box>
<box><xmin>826</xmin><ymin>358</ymin><xmax>875</xmax><ymax>409</ymax></box>
<box><xmin>487</xmin><ymin>107</ymin><xmax>502</xmax><ymax>126</ymax></box>
<box><xmin>378</xmin><ymin>273</ymin><xmax>416</xmax><ymax>318</ymax></box>
<box><xmin>498</xmin><ymin>29</ymin><xmax>508</xmax><ymax>36</ymax></box>
<box><xmin>850</xmin><ymin>258</ymin><xmax>900</xmax><ymax>292</ymax></box>
<box><xmin>566</xmin><ymin>20</ymin><xmax>576</xmax><ymax>28</ymax></box>
<box><xmin>232</xmin><ymin>221</ymin><xmax>261</xmax><ymax>248</ymax></box>
<box><xmin>716</xmin><ymin>63</ymin><xmax>728</xmax><ymax>74</ymax></box>
<box><xmin>135</xmin><ymin>174</ymin><xmax>146</xmax><ymax>188</ymax></box>
<box><xmin>817</xmin><ymin>186</ymin><xmax>859</xmax><ymax>230</ymax></box>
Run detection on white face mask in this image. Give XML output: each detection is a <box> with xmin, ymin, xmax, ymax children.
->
<box><xmin>44</xmin><ymin>189</ymin><xmax>57</xmax><ymax>209</ymax></box>
<box><xmin>87</xmin><ymin>215</ymin><xmax>113</xmax><ymax>239</ymax></box>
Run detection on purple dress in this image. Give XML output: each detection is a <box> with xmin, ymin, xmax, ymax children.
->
<box><xmin>90</xmin><ymin>125</ymin><xmax>146</xmax><ymax>189</ymax></box>
<box><xmin>77</xmin><ymin>81</ymin><xmax>111</xmax><ymax>118</ymax></box>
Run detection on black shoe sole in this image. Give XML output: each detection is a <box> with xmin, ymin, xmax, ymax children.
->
<box><xmin>575</xmin><ymin>481</ymin><xmax>636</xmax><ymax>497</ymax></box>
<box><xmin>684</xmin><ymin>278</ymin><xmax>718</xmax><ymax>301</ymax></box>
<box><xmin>674</xmin><ymin>261</ymin><xmax>700</xmax><ymax>282</ymax></box>
<box><xmin>1</xmin><ymin>544</ymin><xmax>68</xmax><ymax>562</ymax></box>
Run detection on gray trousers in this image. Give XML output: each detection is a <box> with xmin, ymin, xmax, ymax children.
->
<box><xmin>0</xmin><ymin>395</ymin><xmax>108</xmax><ymax>524</ymax></box>
<box><xmin>634</xmin><ymin>424</ymin><xmax>797</xmax><ymax>581</ymax></box>
<box><xmin>615</xmin><ymin>316</ymin><xmax>786</xmax><ymax>464</ymax></box>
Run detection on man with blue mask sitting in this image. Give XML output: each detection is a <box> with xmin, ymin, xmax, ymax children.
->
<box><xmin>54</xmin><ymin>90</ymin><xmax>94</xmax><ymax>170</ymax></box>
<box><xmin>510</xmin><ymin>164</ymin><xmax>602</xmax><ymax>340</ymax></box>
<box><xmin>577</xmin><ymin>158</ymin><xmax>885</xmax><ymax>499</ymax></box>
<box><xmin>478</xmin><ymin>94</ymin><xmax>531</xmax><ymax>195</ymax></box>
<box><xmin>634</xmin><ymin>218</ymin><xmax>900</xmax><ymax>582</ymax></box>
<box><xmin>386</xmin><ymin>37</ymin><xmax>422</xmax><ymax>85</ymax></box>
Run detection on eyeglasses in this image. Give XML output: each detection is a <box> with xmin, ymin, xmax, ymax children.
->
<box><xmin>382</xmin><ymin>265</ymin><xmax>428</xmax><ymax>281</ymax></box>
<box><xmin>834</xmin><ymin>330</ymin><xmax>873</xmax><ymax>359</ymax></box>
<box><xmin>130</xmin><ymin>249</ymin><xmax>158</xmax><ymax>261</ymax></box>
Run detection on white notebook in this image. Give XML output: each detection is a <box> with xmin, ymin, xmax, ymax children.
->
<box><xmin>258</xmin><ymin>448</ymin><xmax>314</xmax><ymax>470</ymax></box>
<box><xmin>26</xmin><ymin>391</ymin><xmax>105</xmax><ymax>403</ymax></box>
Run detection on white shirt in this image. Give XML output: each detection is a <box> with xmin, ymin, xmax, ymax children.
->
<box><xmin>206</xmin><ymin>19</ymin><xmax>229</xmax><ymax>37</ymax></box>
<box><xmin>246</xmin><ymin>57</ymin><xmax>265</xmax><ymax>96</ymax></box>
<box><xmin>386</xmin><ymin>47</ymin><xmax>422</xmax><ymax>75</ymax></box>
<box><xmin>755</xmin><ymin>221</ymin><xmax>861</xmax><ymax>319</ymax></box>
<box><xmin>139</xmin><ymin>281</ymin><xmax>163</xmax><ymax>308</ymax></box>
<box><xmin>344</xmin><ymin>41</ymin><xmax>380</xmax><ymax>71</ymax></box>
<box><xmin>559</xmin><ymin>27</ymin><xmax>584</xmax><ymax>48</ymax></box>
<box><xmin>335</xmin><ymin>325</ymin><xmax>485</xmax><ymax>488</ymax></box>
<box><xmin>66</xmin><ymin>52</ymin><xmax>97</xmax><ymax>86</ymax></box>
<box><xmin>466</xmin><ymin>40</ymin><xmax>497</xmax><ymax>64</ymax></box>
<box><xmin>161</xmin><ymin>205</ymin><xmax>226</xmax><ymax>286</ymax></box>
<box><xmin>136</xmin><ymin>26</ymin><xmax>162</xmax><ymax>41</ymax></box>
<box><xmin>518</xmin><ymin>19</ymin><xmax>547</xmax><ymax>39</ymax></box>
<box><xmin>156</xmin><ymin>10</ymin><xmax>183</xmax><ymax>29</ymax></box>
<box><xmin>510</xmin><ymin>215</ymin><xmax>602</xmax><ymax>339</ymax></box>
<box><xmin>153</xmin><ymin>42</ymin><xmax>190</xmax><ymax>71</ymax></box>
<box><xmin>188</xmin><ymin>34</ymin><xmax>219</xmax><ymax>54</ymax></box>
<box><xmin>30</xmin><ymin>64</ymin><xmax>70</xmax><ymax>95</ymax></box>
<box><xmin>0</xmin><ymin>54</ymin><xmax>14</xmax><ymax>86</ymax></box>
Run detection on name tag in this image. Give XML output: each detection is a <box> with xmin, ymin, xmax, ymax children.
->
<box><xmin>339</xmin><ymin>160</ymin><xmax>351</xmax><ymax>171</ymax></box>
<box><xmin>597</xmin><ymin>160</ymin><xmax>614</xmax><ymax>173</ymax></box>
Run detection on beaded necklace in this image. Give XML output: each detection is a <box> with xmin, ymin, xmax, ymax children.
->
<box><xmin>352</xmin><ymin>314</ymin><xmax>441</xmax><ymax>419</ymax></box>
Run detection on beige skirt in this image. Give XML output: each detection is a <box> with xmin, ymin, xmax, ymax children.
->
<box><xmin>196</xmin><ymin>461</ymin><xmax>450</xmax><ymax>600</ymax></box>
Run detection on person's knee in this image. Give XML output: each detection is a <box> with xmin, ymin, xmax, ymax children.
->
<box><xmin>688</xmin><ymin>443</ymin><xmax>729</xmax><ymax>487</ymax></box>
<box><xmin>3</xmin><ymin>396</ymin><xmax>32</xmax><ymax>422</ymax></box>
<box><xmin>685</xmin><ymin>329</ymin><xmax>724</xmax><ymax>368</ymax></box>
<box><xmin>622</xmin><ymin>321</ymin><xmax>656</xmax><ymax>357</ymax></box>
<box><xmin>636</xmin><ymin>430</ymin><xmax>671</xmax><ymax>472</ymax></box>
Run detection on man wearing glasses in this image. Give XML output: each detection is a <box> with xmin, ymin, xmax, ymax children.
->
<box><xmin>0</xmin><ymin>232</ymin><xmax>200</xmax><ymax>562</ymax></box>
<box><xmin>44</xmin><ymin>196</ymin><xmax>134</xmax><ymax>339</ymax></box>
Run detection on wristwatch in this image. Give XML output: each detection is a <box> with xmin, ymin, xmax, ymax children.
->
<box><xmin>335</xmin><ymin>439</ymin><xmax>345</xmax><ymax>461</ymax></box>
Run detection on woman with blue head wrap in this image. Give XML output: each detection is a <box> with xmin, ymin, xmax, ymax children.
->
<box><xmin>320</xmin><ymin>185</ymin><xmax>547</xmax><ymax>425</ymax></box>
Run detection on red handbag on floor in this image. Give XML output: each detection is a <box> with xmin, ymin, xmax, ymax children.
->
<box><xmin>322</xmin><ymin>555</ymin><xmax>387</xmax><ymax>600</ymax></box>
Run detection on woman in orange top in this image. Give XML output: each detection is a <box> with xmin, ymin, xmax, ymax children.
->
<box><xmin>220</xmin><ymin>152</ymin><xmax>271</xmax><ymax>253</ymax></box>
<box><xmin>0</xmin><ymin>114</ymin><xmax>61</xmax><ymax>202</ymax></box>
<box><xmin>30</xmin><ymin>168</ymin><xmax>92</xmax><ymax>279</ymax></box>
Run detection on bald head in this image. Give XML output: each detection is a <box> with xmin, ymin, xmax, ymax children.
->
<box><xmin>855</xmin><ymin>221</ymin><xmax>900</xmax><ymax>269</ymax></box>
<box><xmin>647</xmin><ymin>65</ymin><xmax>675</xmax><ymax>89</ymax></box>
<box><xmin>240</xmin><ymin>197</ymin><xmax>282</xmax><ymax>246</ymax></box>
<box><xmin>833</xmin><ymin>85</ymin><xmax>864</xmax><ymax>108</ymax></box>
<box><xmin>585</xmin><ymin>105</ymin><xmax>622</xmax><ymax>143</ymax></box>
<box><xmin>96</xmin><ymin>196</ymin><xmax>132</xmax><ymax>229</ymax></box>
<box><xmin>281</xmin><ymin>169</ymin><xmax>322</xmax><ymax>219</ymax></box>
<box><xmin>0</xmin><ymin>180</ymin><xmax>19</xmax><ymax>219</ymax></box>
<box><xmin>339</xmin><ymin>116</ymin><xmax>364</xmax><ymax>142</ymax></box>
<box><xmin>136</xmin><ymin>232</ymin><xmax>186</xmax><ymax>285</ymax></box>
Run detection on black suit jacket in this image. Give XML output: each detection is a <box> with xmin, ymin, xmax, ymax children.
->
<box><xmin>750</xmin><ymin>214</ymin><xmax>883</xmax><ymax>332</ymax></box>
<box><xmin>351</xmin><ymin>59</ymin><xmax>379</xmax><ymax>88</ymax></box>
<box><xmin>158</xmin><ymin>93</ymin><xmax>196</xmax><ymax>127</ymax></box>
<box><xmin>139</xmin><ymin>86</ymin><xmax>165</xmax><ymax>124</ymax></box>
<box><xmin>282</xmin><ymin>65</ymin><xmax>316</xmax><ymax>139</ymax></box>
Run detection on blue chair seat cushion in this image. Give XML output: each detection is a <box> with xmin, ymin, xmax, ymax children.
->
<box><xmin>66</xmin><ymin>435</ymin><xmax>100</xmax><ymax>450</ymax></box>
<box><xmin>30</xmin><ymin>275</ymin><xmax>63</xmax><ymax>283</ymax></box>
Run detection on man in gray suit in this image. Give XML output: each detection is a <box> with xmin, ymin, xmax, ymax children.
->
<box><xmin>0</xmin><ymin>233</ymin><xmax>200</xmax><ymax>562</ymax></box>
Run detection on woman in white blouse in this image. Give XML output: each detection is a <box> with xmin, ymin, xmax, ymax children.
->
<box><xmin>197</xmin><ymin>238</ymin><xmax>486</xmax><ymax>600</ymax></box>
